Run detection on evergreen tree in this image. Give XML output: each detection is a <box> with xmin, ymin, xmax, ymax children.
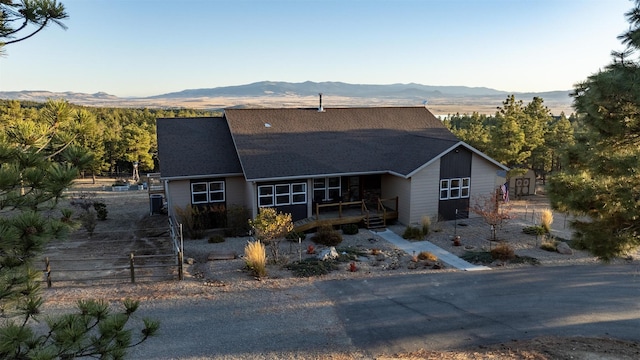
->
<box><xmin>488</xmin><ymin>95</ymin><xmax>528</xmax><ymax>167</ymax></box>
<box><xmin>547</xmin><ymin>0</ymin><xmax>640</xmax><ymax>260</ymax></box>
<box><xmin>0</xmin><ymin>3</ymin><xmax>159</xmax><ymax>356</ymax></box>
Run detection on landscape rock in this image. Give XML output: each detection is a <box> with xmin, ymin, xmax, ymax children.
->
<box><xmin>556</xmin><ymin>242</ymin><xmax>573</xmax><ymax>255</ymax></box>
<box><xmin>317</xmin><ymin>247</ymin><xmax>339</xmax><ymax>261</ymax></box>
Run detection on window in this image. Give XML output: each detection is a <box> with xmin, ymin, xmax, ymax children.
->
<box><xmin>313</xmin><ymin>177</ymin><xmax>341</xmax><ymax>202</ymax></box>
<box><xmin>439</xmin><ymin>179</ymin><xmax>449</xmax><ymax>200</ymax></box>
<box><xmin>291</xmin><ymin>183</ymin><xmax>307</xmax><ymax>204</ymax></box>
<box><xmin>191</xmin><ymin>181</ymin><xmax>225</xmax><ymax>204</ymax></box>
<box><xmin>275</xmin><ymin>184</ymin><xmax>291</xmax><ymax>205</ymax></box>
<box><xmin>258</xmin><ymin>185</ymin><xmax>274</xmax><ymax>207</ymax></box>
<box><xmin>440</xmin><ymin>177</ymin><xmax>470</xmax><ymax>200</ymax></box>
<box><xmin>258</xmin><ymin>182</ymin><xmax>307</xmax><ymax>207</ymax></box>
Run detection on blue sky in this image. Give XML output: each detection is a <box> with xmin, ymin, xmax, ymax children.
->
<box><xmin>0</xmin><ymin>0</ymin><xmax>634</xmax><ymax>97</ymax></box>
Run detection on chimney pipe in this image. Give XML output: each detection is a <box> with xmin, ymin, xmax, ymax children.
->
<box><xmin>318</xmin><ymin>93</ymin><xmax>324</xmax><ymax>112</ymax></box>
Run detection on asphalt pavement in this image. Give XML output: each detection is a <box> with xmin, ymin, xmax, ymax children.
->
<box><xmin>316</xmin><ymin>264</ymin><xmax>640</xmax><ymax>357</ymax></box>
<box><xmin>121</xmin><ymin>263</ymin><xmax>640</xmax><ymax>359</ymax></box>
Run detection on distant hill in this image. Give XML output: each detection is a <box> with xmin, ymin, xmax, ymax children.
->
<box><xmin>0</xmin><ymin>81</ymin><xmax>574</xmax><ymax>115</ymax></box>
<box><xmin>148</xmin><ymin>81</ymin><xmax>512</xmax><ymax>99</ymax></box>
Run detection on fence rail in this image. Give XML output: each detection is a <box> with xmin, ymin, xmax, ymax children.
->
<box><xmin>42</xmin><ymin>252</ymin><xmax>180</xmax><ymax>287</ymax></box>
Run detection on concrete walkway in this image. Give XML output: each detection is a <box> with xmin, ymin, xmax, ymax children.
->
<box><xmin>371</xmin><ymin>229</ymin><xmax>491</xmax><ymax>271</ymax></box>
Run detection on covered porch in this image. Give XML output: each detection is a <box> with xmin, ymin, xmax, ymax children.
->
<box><xmin>293</xmin><ymin>196</ymin><xmax>398</xmax><ymax>232</ymax></box>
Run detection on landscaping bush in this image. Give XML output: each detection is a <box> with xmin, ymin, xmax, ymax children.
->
<box><xmin>208</xmin><ymin>234</ymin><xmax>226</xmax><ymax>243</ymax></box>
<box><xmin>461</xmin><ymin>251</ymin><xmax>494</xmax><ymax>264</ymax></box>
<box><xmin>523</xmin><ymin>225</ymin><xmax>546</xmax><ymax>236</ymax></box>
<box><xmin>402</xmin><ymin>225</ymin><xmax>423</xmax><ymax>240</ymax></box>
<box><xmin>491</xmin><ymin>242</ymin><xmax>515</xmax><ymax>261</ymax></box>
<box><xmin>311</xmin><ymin>224</ymin><xmax>343</xmax><ymax>246</ymax></box>
<box><xmin>174</xmin><ymin>204</ymin><xmax>207</xmax><ymax>239</ymax></box>
<box><xmin>341</xmin><ymin>223</ymin><xmax>359</xmax><ymax>235</ymax></box>
<box><xmin>93</xmin><ymin>202</ymin><xmax>108</xmax><ymax>220</ymax></box>
<box><xmin>286</xmin><ymin>230</ymin><xmax>306</xmax><ymax>241</ymax></box>
<box><xmin>244</xmin><ymin>240</ymin><xmax>266</xmax><ymax>278</ymax></box>
<box><xmin>540</xmin><ymin>208</ymin><xmax>554</xmax><ymax>233</ymax></box>
<box><xmin>421</xmin><ymin>215</ymin><xmax>431</xmax><ymax>235</ymax></box>
<box><xmin>285</xmin><ymin>258</ymin><xmax>338</xmax><ymax>277</ymax></box>
<box><xmin>540</xmin><ymin>237</ymin><xmax>559</xmax><ymax>252</ymax></box>
<box><xmin>418</xmin><ymin>251</ymin><xmax>438</xmax><ymax>262</ymax></box>
<box><xmin>225</xmin><ymin>205</ymin><xmax>252</xmax><ymax>237</ymax></box>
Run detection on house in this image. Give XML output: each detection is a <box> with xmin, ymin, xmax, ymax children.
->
<box><xmin>156</xmin><ymin>106</ymin><xmax>508</xmax><ymax>231</ymax></box>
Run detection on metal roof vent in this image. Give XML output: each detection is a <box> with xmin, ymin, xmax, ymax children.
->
<box><xmin>318</xmin><ymin>93</ymin><xmax>325</xmax><ymax>112</ymax></box>
<box><xmin>264</xmin><ymin>123</ymin><xmax>271</xmax><ymax>128</ymax></box>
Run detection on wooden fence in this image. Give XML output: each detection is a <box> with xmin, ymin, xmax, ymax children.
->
<box><xmin>42</xmin><ymin>252</ymin><xmax>180</xmax><ymax>287</ymax></box>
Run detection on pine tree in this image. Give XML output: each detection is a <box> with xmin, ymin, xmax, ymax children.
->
<box><xmin>547</xmin><ymin>1</ymin><xmax>640</xmax><ymax>260</ymax></box>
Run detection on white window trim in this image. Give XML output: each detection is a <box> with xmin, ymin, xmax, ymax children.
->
<box><xmin>275</xmin><ymin>184</ymin><xmax>291</xmax><ymax>206</ymax></box>
<box><xmin>258</xmin><ymin>185</ymin><xmax>275</xmax><ymax>207</ymax></box>
<box><xmin>192</xmin><ymin>182</ymin><xmax>208</xmax><ymax>204</ymax></box>
<box><xmin>291</xmin><ymin>183</ymin><xmax>307</xmax><ymax>205</ymax></box>
<box><xmin>258</xmin><ymin>182</ymin><xmax>308</xmax><ymax>207</ymax></box>
<box><xmin>440</xmin><ymin>177</ymin><xmax>470</xmax><ymax>200</ymax></box>
<box><xmin>191</xmin><ymin>181</ymin><xmax>226</xmax><ymax>204</ymax></box>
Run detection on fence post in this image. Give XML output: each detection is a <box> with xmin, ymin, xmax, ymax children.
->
<box><xmin>178</xmin><ymin>251</ymin><xmax>184</xmax><ymax>280</ymax></box>
<box><xmin>45</xmin><ymin>257</ymin><xmax>52</xmax><ymax>288</ymax></box>
<box><xmin>129</xmin><ymin>253</ymin><xmax>135</xmax><ymax>283</ymax></box>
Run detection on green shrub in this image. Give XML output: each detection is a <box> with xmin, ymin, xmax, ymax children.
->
<box><xmin>491</xmin><ymin>243</ymin><xmax>515</xmax><ymax>261</ymax></box>
<box><xmin>402</xmin><ymin>226</ymin><xmax>423</xmax><ymax>240</ymax></box>
<box><xmin>540</xmin><ymin>237</ymin><xmax>558</xmax><ymax>252</ymax></box>
<box><xmin>286</xmin><ymin>231</ymin><xmax>306</xmax><ymax>241</ymax></box>
<box><xmin>523</xmin><ymin>225</ymin><xmax>546</xmax><ymax>235</ymax></box>
<box><xmin>461</xmin><ymin>251</ymin><xmax>494</xmax><ymax>264</ymax></box>
<box><xmin>311</xmin><ymin>224</ymin><xmax>343</xmax><ymax>247</ymax></box>
<box><xmin>285</xmin><ymin>258</ymin><xmax>338</xmax><ymax>277</ymax></box>
<box><xmin>208</xmin><ymin>234</ymin><xmax>226</xmax><ymax>243</ymax></box>
<box><xmin>93</xmin><ymin>202</ymin><xmax>108</xmax><ymax>220</ymax></box>
<box><xmin>341</xmin><ymin>223</ymin><xmax>359</xmax><ymax>235</ymax></box>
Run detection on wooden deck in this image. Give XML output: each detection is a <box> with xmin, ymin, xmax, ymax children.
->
<box><xmin>293</xmin><ymin>197</ymin><xmax>398</xmax><ymax>232</ymax></box>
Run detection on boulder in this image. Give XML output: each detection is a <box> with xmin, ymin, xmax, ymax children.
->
<box><xmin>317</xmin><ymin>246</ymin><xmax>339</xmax><ymax>261</ymax></box>
<box><xmin>556</xmin><ymin>242</ymin><xmax>573</xmax><ymax>255</ymax></box>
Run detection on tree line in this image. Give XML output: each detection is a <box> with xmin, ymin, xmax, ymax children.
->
<box><xmin>0</xmin><ymin>99</ymin><xmax>220</xmax><ymax>181</ymax></box>
<box><xmin>443</xmin><ymin>95</ymin><xmax>577</xmax><ymax>180</ymax></box>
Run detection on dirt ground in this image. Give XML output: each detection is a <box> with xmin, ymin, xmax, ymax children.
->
<box><xmin>42</xmin><ymin>178</ymin><xmax>640</xmax><ymax>360</ymax></box>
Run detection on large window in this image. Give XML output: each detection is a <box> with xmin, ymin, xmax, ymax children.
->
<box><xmin>258</xmin><ymin>182</ymin><xmax>307</xmax><ymax>207</ymax></box>
<box><xmin>191</xmin><ymin>180</ymin><xmax>225</xmax><ymax>204</ymax></box>
<box><xmin>440</xmin><ymin>177</ymin><xmax>470</xmax><ymax>200</ymax></box>
<box><xmin>313</xmin><ymin>177</ymin><xmax>341</xmax><ymax>202</ymax></box>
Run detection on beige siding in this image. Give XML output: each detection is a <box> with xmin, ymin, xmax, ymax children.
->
<box><xmin>381</xmin><ymin>174</ymin><xmax>411</xmax><ymax>225</ymax></box>
<box><xmin>166</xmin><ymin>180</ymin><xmax>191</xmax><ymax>217</ymax></box>
<box><xmin>408</xmin><ymin>159</ymin><xmax>441</xmax><ymax>225</ymax></box>
<box><xmin>469</xmin><ymin>153</ymin><xmax>503</xmax><ymax>218</ymax></box>
<box><xmin>225</xmin><ymin>176</ymin><xmax>248</xmax><ymax>207</ymax></box>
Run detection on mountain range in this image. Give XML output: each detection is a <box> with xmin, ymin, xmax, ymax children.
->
<box><xmin>0</xmin><ymin>81</ymin><xmax>574</xmax><ymax>115</ymax></box>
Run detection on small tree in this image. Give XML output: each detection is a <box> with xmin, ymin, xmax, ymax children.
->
<box><xmin>248</xmin><ymin>208</ymin><xmax>293</xmax><ymax>263</ymax></box>
<box><xmin>470</xmin><ymin>189</ymin><xmax>512</xmax><ymax>241</ymax></box>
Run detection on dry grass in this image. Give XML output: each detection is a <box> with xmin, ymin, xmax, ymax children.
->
<box><xmin>420</xmin><ymin>215</ymin><xmax>431</xmax><ymax>235</ymax></box>
<box><xmin>540</xmin><ymin>208</ymin><xmax>554</xmax><ymax>233</ymax></box>
<box><xmin>244</xmin><ymin>240</ymin><xmax>267</xmax><ymax>278</ymax></box>
<box><xmin>417</xmin><ymin>251</ymin><xmax>438</xmax><ymax>262</ymax></box>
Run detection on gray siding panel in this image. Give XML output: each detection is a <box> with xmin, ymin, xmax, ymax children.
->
<box><xmin>409</xmin><ymin>159</ymin><xmax>440</xmax><ymax>225</ymax></box>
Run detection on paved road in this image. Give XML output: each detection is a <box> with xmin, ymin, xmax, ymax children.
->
<box><xmin>121</xmin><ymin>264</ymin><xmax>640</xmax><ymax>359</ymax></box>
<box><xmin>316</xmin><ymin>264</ymin><xmax>640</xmax><ymax>357</ymax></box>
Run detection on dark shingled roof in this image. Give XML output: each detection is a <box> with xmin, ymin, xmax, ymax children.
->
<box><xmin>156</xmin><ymin>117</ymin><xmax>242</xmax><ymax>178</ymax></box>
<box><xmin>224</xmin><ymin>107</ymin><xmax>460</xmax><ymax>181</ymax></box>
